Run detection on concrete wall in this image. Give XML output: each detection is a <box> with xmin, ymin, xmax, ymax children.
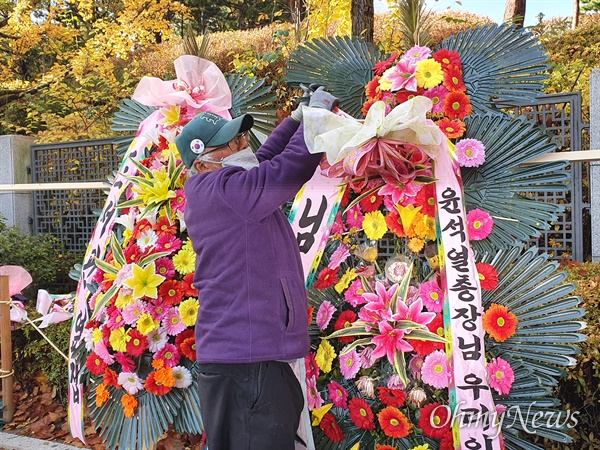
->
<box><xmin>0</xmin><ymin>135</ymin><xmax>34</xmax><ymax>234</ymax></box>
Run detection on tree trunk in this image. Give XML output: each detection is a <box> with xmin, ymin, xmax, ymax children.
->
<box><xmin>503</xmin><ymin>0</ymin><xmax>526</xmax><ymax>28</ymax></box>
<box><xmin>572</xmin><ymin>0</ymin><xmax>580</xmax><ymax>29</ymax></box>
<box><xmin>351</xmin><ymin>0</ymin><xmax>374</xmax><ymax>43</ymax></box>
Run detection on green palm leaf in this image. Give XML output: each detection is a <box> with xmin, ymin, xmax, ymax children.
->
<box><xmin>285</xmin><ymin>36</ymin><xmax>386</xmax><ymax>118</ymax></box>
<box><xmin>461</xmin><ymin>112</ymin><xmax>568</xmax><ymax>253</ymax></box>
<box><xmin>226</xmin><ymin>73</ymin><xmax>278</xmax><ymax>150</ymax></box>
<box><xmin>441</xmin><ymin>23</ymin><xmax>550</xmax><ymax>114</ymax></box>
<box><xmin>110</xmin><ymin>99</ymin><xmax>156</xmax><ymax>157</ymax></box>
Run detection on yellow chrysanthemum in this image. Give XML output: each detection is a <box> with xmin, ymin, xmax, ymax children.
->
<box><xmin>92</xmin><ymin>328</ymin><xmax>103</xmax><ymax>345</ymax></box>
<box><xmin>109</xmin><ymin>327</ymin><xmax>130</xmax><ymax>353</ymax></box>
<box><xmin>132</xmin><ymin>168</ymin><xmax>177</xmax><ymax>206</ymax></box>
<box><xmin>415</xmin><ymin>59</ymin><xmax>444</xmax><ymax>89</ymax></box>
<box><xmin>124</xmin><ymin>262</ymin><xmax>165</xmax><ymax>299</ymax></box>
<box><xmin>137</xmin><ymin>313</ymin><xmax>160</xmax><ymax>335</ymax></box>
<box><xmin>159</xmin><ymin>105</ymin><xmax>181</xmax><ymax>126</ymax></box>
<box><xmin>408</xmin><ymin>237</ymin><xmax>425</xmax><ymax>253</ymax></box>
<box><xmin>172</xmin><ymin>249</ymin><xmax>196</xmax><ymax>275</ymax></box>
<box><xmin>315</xmin><ymin>340</ymin><xmax>336</xmax><ymax>373</ymax></box>
<box><xmin>362</xmin><ymin>210</ymin><xmax>388</xmax><ymax>240</ymax></box>
<box><xmin>311</xmin><ymin>403</ymin><xmax>334</xmax><ymax>426</ymax></box>
<box><xmin>179</xmin><ymin>298</ymin><xmax>199</xmax><ymax>327</ymax></box>
<box><xmin>334</xmin><ymin>268</ymin><xmax>358</xmax><ymax>294</ymax></box>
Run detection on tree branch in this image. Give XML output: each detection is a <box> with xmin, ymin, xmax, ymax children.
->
<box><xmin>0</xmin><ymin>82</ymin><xmax>50</xmax><ymax>105</ymax></box>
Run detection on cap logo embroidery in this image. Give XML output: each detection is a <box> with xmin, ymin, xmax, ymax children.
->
<box><xmin>201</xmin><ymin>114</ymin><xmax>220</xmax><ymax>125</ymax></box>
<box><xmin>190</xmin><ymin>139</ymin><xmax>205</xmax><ymax>154</ymax></box>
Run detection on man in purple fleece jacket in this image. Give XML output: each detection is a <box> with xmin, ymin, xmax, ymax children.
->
<box><xmin>176</xmin><ymin>89</ymin><xmax>338</xmax><ymax>450</ymax></box>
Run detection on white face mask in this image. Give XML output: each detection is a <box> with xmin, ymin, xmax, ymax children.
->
<box><xmin>220</xmin><ymin>148</ymin><xmax>259</xmax><ymax>170</ymax></box>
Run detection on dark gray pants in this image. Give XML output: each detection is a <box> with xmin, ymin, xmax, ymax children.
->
<box><xmin>198</xmin><ymin>361</ymin><xmax>304</xmax><ymax>450</ymax></box>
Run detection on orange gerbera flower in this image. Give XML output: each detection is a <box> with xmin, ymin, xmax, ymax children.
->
<box><xmin>307</xmin><ymin>305</ymin><xmax>315</xmax><ymax>326</ymax></box>
<box><xmin>362</xmin><ymin>98</ymin><xmax>378</xmax><ymax>116</ymax></box>
<box><xmin>483</xmin><ymin>303</ymin><xmax>518</xmax><ymax>342</ymax></box>
<box><xmin>95</xmin><ymin>383</ymin><xmax>110</xmax><ymax>407</ymax></box>
<box><xmin>443</xmin><ymin>65</ymin><xmax>467</xmax><ymax>92</ymax></box>
<box><xmin>103</xmin><ymin>368</ymin><xmax>120</xmax><ymax>388</ymax></box>
<box><xmin>378</xmin><ymin>406</ymin><xmax>413</xmax><ymax>438</ymax></box>
<box><xmin>436</xmin><ymin>118</ymin><xmax>466</xmax><ymax>139</ymax></box>
<box><xmin>122</xmin><ymin>394</ymin><xmax>138</xmax><ymax>418</ymax></box>
<box><xmin>385</xmin><ymin>211</ymin><xmax>406</xmax><ymax>237</ymax></box>
<box><xmin>444</xmin><ymin>92</ymin><xmax>472</xmax><ymax>120</ymax></box>
<box><xmin>365</xmin><ymin>76</ymin><xmax>383</xmax><ymax>100</ymax></box>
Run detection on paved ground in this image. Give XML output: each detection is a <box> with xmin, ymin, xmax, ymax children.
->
<box><xmin>0</xmin><ymin>432</ymin><xmax>84</xmax><ymax>450</ymax></box>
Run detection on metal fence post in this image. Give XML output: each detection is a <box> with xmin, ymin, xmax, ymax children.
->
<box><xmin>590</xmin><ymin>70</ymin><xmax>600</xmax><ymax>263</ymax></box>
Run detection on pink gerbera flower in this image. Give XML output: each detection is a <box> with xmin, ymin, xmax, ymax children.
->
<box><xmin>487</xmin><ymin>357</ymin><xmax>515</xmax><ymax>395</ymax></box>
<box><xmin>147</xmin><ymin>327</ymin><xmax>168</xmax><ymax>352</ymax></box>
<box><xmin>122</xmin><ymin>300</ymin><xmax>147</xmax><ymax>325</ymax></box>
<box><xmin>345</xmin><ymin>279</ymin><xmax>369</xmax><ymax>308</ymax></box>
<box><xmin>328</xmin><ymin>244</ymin><xmax>351</xmax><ymax>269</ymax></box>
<box><xmin>371</xmin><ymin>321</ymin><xmax>414</xmax><ymax>365</ymax></box>
<box><xmin>345</xmin><ymin>204</ymin><xmax>365</xmax><ymax>229</ymax></box>
<box><xmin>170</xmin><ymin>189</ymin><xmax>186</xmax><ymax>212</ymax></box>
<box><xmin>419</xmin><ymin>280</ymin><xmax>444</xmax><ymax>313</ymax></box>
<box><xmin>307</xmin><ymin>375</ymin><xmax>324</xmax><ymax>410</ymax></box>
<box><xmin>328</xmin><ymin>381</ymin><xmax>349</xmax><ymax>408</ymax></box>
<box><xmin>162</xmin><ymin>307</ymin><xmax>187</xmax><ymax>335</ymax></box>
<box><xmin>339</xmin><ymin>348</ymin><xmax>361</xmax><ymax>379</ymax></box>
<box><xmin>155</xmin><ymin>234</ymin><xmax>182</xmax><ymax>254</ymax></box>
<box><xmin>316</xmin><ymin>301</ymin><xmax>337</xmax><ymax>330</ymax></box>
<box><xmin>404</xmin><ymin>45</ymin><xmax>432</xmax><ymax>63</ymax></box>
<box><xmin>382</xmin><ymin>60</ymin><xmax>417</xmax><ymax>92</ymax></box>
<box><xmin>155</xmin><ymin>343</ymin><xmax>181</xmax><ymax>368</ymax></box>
<box><xmin>155</xmin><ymin>257</ymin><xmax>175</xmax><ymax>279</ymax></box>
<box><xmin>423</xmin><ymin>85</ymin><xmax>450</xmax><ymax>113</ymax></box>
<box><xmin>421</xmin><ymin>350</ymin><xmax>450</xmax><ymax>389</ymax></box>
<box><xmin>148</xmin><ymin>302</ymin><xmax>168</xmax><ymax>322</ymax></box>
<box><xmin>306</xmin><ymin>352</ymin><xmax>320</xmax><ymax>379</ymax></box>
<box><xmin>456</xmin><ymin>138</ymin><xmax>486</xmax><ymax>167</ymax></box>
<box><xmin>466</xmin><ymin>208</ymin><xmax>494</xmax><ymax>241</ymax></box>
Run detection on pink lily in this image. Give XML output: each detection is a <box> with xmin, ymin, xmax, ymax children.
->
<box><xmin>371</xmin><ymin>321</ymin><xmax>414</xmax><ymax>365</ymax></box>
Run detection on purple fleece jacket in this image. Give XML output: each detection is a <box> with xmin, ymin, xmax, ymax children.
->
<box><xmin>184</xmin><ymin>118</ymin><xmax>323</xmax><ymax>364</ymax></box>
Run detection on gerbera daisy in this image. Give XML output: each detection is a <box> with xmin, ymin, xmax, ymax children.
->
<box><xmin>405</xmin><ymin>45</ymin><xmax>432</xmax><ymax>63</ymax></box>
<box><xmin>158</xmin><ymin>280</ymin><xmax>184</xmax><ymax>306</ymax></box>
<box><xmin>148</xmin><ymin>302</ymin><xmax>168</xmax><ymax>322</ymax></box>
<box><xmin>443</xmin><ymin>65</ymin><xmax>467</xmax><ymax>92</ymax></box>
<box><xmin>315</xmin><ymin>340</ymin><xmax>336</xmax><ymax>373</ymax></box>
<box><xmin>408</xmin><ymin>237</ymin><xmax>425</xmax><ymax>253</ymax></box>
<box><xmin>172</xmin><ymin>366</ymin><xmax>193</xmax><ymax>389</ymax></box>
<box><xmin>334</xmin><ymin>310</ymin><xmax>357</xmax><ymax>344</ymax></box>
<box><xmin>316</xmin><ymin>301</ymin><xmax>336</xmax><ymax>330</ymax></box>
<box><xmin>385</xmin><ymin>210</ymin><xmax>406</xmax><ymax>237</ymax></box>
<box><xmin>421</xmin><ymin>350</ymin><xmax>450</xmax><ymax>389</ymax></box>
<box><xmin>360</xmin><ymin>192</ymin><xmax>384</xmax><ymax>213</ymax></box>
<box><xmin>373</xmin><ymin>52</ymin><xmax>399</xmax><ymax>76</ymax></box>
<box><xmin>409</xmin><ymin>313</ymin><xmax>445</xmax><ymax>357</ymax></box>
<box><xmin>419</xmin><ymin>280</ymin><xmax>444</xmax><ymax>313</ymax></box>
<box><xmin>419</xmin><ymin>402</ymin><xmax>451</xmax><ymax>438</ymax></box>
<box><xmin>395</xmin><ymin>87</ymin><xmax>426</xmax><ymax>103</ymax></box>
<box><xmin>172</xmin><ymin>248</ymin><xmax>196</xmax><ymax>275</ymax></box>
<box><xmin>145</xmin><ymin>367</ymin><xmax>176</xmax><ymax>396</ymax></box>
<box><xmin>137</xmin><ymin>313</ymin><xmax>160</xmax><ymax>335</ymax></box>
<box><xmin>436</xmin><ymin>118</ymin><xmax>466</xmax><ymax>139</ymax></box>
<box><xmin>433</xmin><ymin>49</ymin><xmax>462</xmax><ymax>68</ymax></box>
<box><xmin>314</xmin><ymin>267</ymin><xmax>339</xmax><ymax>290</ymax></box>
<box><xmin>122</xmin><ymin>301</ymin><xmax>146</xmax><ymax>326</ymax></box>
<box><xmin>349</xmin><ymin>397</ymin><xmax>376</xmax><ymax>430</ymax></box>
<box><xmin>145</xmin><ymin>327</ymin><xmax>167</xmax><ymax>353</ymax></box>
<box><xmin>154</xmin><ymin>215</ymin><xmax>177</xmax><ymax>236</ymax></box>
<box><xmin>328</xmin><ymin>244</ymin><xmax>351</xmax><ymax>269</ymax></box>
<box><xmin>155</xmin><ymin>257</ymin><xmax>175</xmax><ymax>279</ymax></box>
<box><xmin>163</xmin><ymin>307</ymin><xmax>187</xmax><ymax>335</ymax></box>
<box><xmin>377</xmin><ymin>386</ymin><xmax>407</xmax><ymax>407</ymax></box>
<box><xmin>109</xmin><ymin>327</ymin><xmax>130</xmax><ymax>353</ymax></box>
<box><xmin>307</xmin><ymin>375</ymin><xmax>324</xmax><ymax>410</ymax></box>
<box><xmin>181</xmin><ymin>272</ymin><xmax>198</xmax><ymax>297</ymax></box>
<box><xmin>423</xmin><ymin>85</ymin><xmax>449</xmax><ymax>113</ymax></box>
<box><xmin>320</xmin><ymin>413</ymin><xmax>345</xmax><ymax>442</ymax></box>
<box><xmin>344</xmin><ymin>278</ymin><xmax>369</xmax><ymax>307</ymax></box>
<box><xmin>103</xmin><ymin>368</ymin><xmax>119</xmax><ymax>387</ymax></box>
<box><xmin>365</xmin><ymin>76</ymin><xmax>383</xmax><ymax>99</ymax></box>
<box><xmin>115</xmin><ymin>352</ymin><xmax>136</xmax><ymax>372</ymax></box>
<box><xmin>339</xmin><ymin>348</ymin><xmax>361</xmax><ymax>379</ymax></box>
<box><xmin>328</xmin><ymin>381</ymin><xmax>349</xmax><ymax>408</ymax></box>
<box><xmin>378</xmin><ymin>406</ymin><xmax>413</xmax><ymax>438</ymax></box>
<box><xmin>306</xmin><ymin>352</ymin><xmax>320</xmax><ymax>379</ymax></box>
<box><xmin>170</xmin><ymin>188</ymin><xmax>186</xmax><ymax>212</ymax></box>
<box><xmin>466</xmin><ymin>208</ymin><xmax>494</xmax><ymax>240</ymax></box>
<box><xmin>416</xmin><ymin>59</ymin><xmax>444</xmax><ymax>89</ymax></box>
<box><xmin>483</xmin><ymin>304</ymin><xmax>518</xmax><ymax>342</ymax></box>
<box><xmin>118</xmin><ymin>371</ymin><xmax>144</xmax><ymax>395</ymax></box>
<box><xmin>126</xmin><ymin>329</ymin><xmax>148</xmax><ymax>357</ymax></box>
<box><xmin>179</xmin><ymin>336</ymin><xmax>196</xmax><ymax>361</ymax></box>
<box><xmin>456</xmin><ymin>138</ymin><xmax>486</xmax><ymax>167</ymax></box>
<box><xmin>85</xmin><ymin>352</ymin><xmax>107</xmax><ymax>375</ymax></box>
<box><xmin>179</xmin><ymin>297</ymin><xmax>199</xmax><ymax>326</ymax></box>
<box><xmin>132</xmin><ymin>219</ymin><xmax>152</xmax><ymax>239</ymax></box>
<box><xmin>334</xmin><ymin>268</ymin><xmax>358</xmax><ymax>294</ymax></box>
<box><xmin>476</xmin><ymin>262</ymin><xmax>499</xmax><ymax>291</ymax></box>
<box><xmin>487</xmin><ymin>357</ymin><xmax>515</xmax><ymax>395</ymax></box>
<box><xmin>363</xmin><ymin>210</ymin><xmax>388</xmax><ymax>240</ymax></box>
<box><xmin>137</xmin><ymin>228</ymin><xmax>158</xmax><ymax>252</ymax></box>
<box><xmin>443</xmin><ymin>91</ymin><xmax>472</xmax><ymax>120</ymax></box>
<box><xmin>439</xmin><ymin>432</ymin><xmax>454</xmax><ymax>450</ymax></box>
<box><xmin>155</xmin><ymin>234</ymin><xmax>182</xmax><ymax>254</ymax></box>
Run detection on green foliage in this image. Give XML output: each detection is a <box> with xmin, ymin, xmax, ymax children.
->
<box><xmin>581</xmin><ymin>0</ymin><xmax>600</xmax><ymax>12</ymax></box>
<box><xmin>0</xmin><ymin>220</ymin><xmax>81</xmax><ymax>298</ymax></box>
<box><xmin>12</xmin><ymin>321</ymin><xmax>72</xmax><ymax>402</ymax></box>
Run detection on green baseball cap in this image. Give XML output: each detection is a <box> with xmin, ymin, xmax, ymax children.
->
<box><xmin>176</xmin><ymin>111</ymin><xmax>254</xmax><ymax>168</ymax></box>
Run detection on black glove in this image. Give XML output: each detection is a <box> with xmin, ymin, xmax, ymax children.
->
<box><xmin>308</xmin><ymin>86</ymin><xmax>339</xmax><ymax>111</ymax></box>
